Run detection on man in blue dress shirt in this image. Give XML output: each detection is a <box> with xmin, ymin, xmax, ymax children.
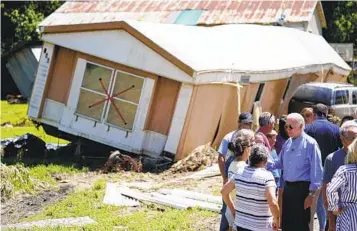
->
<box><xmin>269</xmin><ymin>113</ymin><xmax>323</xmax><ymax>231</ymax></box>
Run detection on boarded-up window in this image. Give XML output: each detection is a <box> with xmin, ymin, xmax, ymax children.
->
<box><xmin>76</xmin><ymin>63</ymin><xmax>113</xmax><ymax>121</ymax></box>
<box><xmin>76</xmin><ymin>62</ymin><xmax>144</xmax><ymax>131</ymax></box>
<box><xmin>105</xmin><ymin>71</ymin><xmax>144</xmax><ymax>130</ymax></box>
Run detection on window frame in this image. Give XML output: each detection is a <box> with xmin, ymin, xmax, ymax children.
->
<box><xmin>333</xmin><ymin>89</ymin><xmax>349</xmax><ymax>105</ymax></box>
<box><xmin>352</xmin><ymin>90</ymin><xmax>357</xmax><ymax>105</ymax></box>
<box><xmin>75</xmin><ymin>61</ymin><xmax>146</xmax><ymax>132</ymax></box>
<box><xmin>75</xmin><ymin>61</ymin><xmax>115</xmax><ymax>123</ymax></box>
<box><xmin>103</xmin><ymin>70</ymin><xmax>145</xmax><ymax>131</ymax></box>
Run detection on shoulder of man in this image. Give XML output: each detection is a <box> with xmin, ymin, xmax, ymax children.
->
<box><xmin>302</xmin><ymin>132</ymin><xmax>318</xmax><ymax>145</ymax></box>
<box><xmin>223</xmin><ymin>130</ymin><xmax>238</xmax><ymax>141</ymax></box>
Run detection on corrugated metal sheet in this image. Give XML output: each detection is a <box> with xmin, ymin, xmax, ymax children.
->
<box><xmin>5</xmin><ymin>46</ymin><xmax>40</xmax><ymax>98</ymax></box>
<box><xmin>40</xmin><ymin>0</ymin><xmax>320</xmax><ymax>27</ymax></box>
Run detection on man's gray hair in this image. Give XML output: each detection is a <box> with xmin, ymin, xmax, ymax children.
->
<box><xmin>287</xmin><ymin>113</ymin><xmax>305</xmax><ymax>128</ymax></box>
<box><xmin>354</xmin><ymin>108</ymin><xmax>357</xmax><ymax>118</ymax></box>
<box><xmin>340</xmin><ymin>120</ymin><xmax>357</xmax><ymax>138</ymax></box>
<box><xmin>259</xmin><ymin>112</ymin><xmax>275</xmax><ymax>127</ymax></box>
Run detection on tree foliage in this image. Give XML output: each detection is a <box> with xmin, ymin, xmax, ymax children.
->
<box><xmin>1</xmin><ymin>1</ymin><xmax>63</xmax><ymax>54</ymax></box>
<box><xmin>322</xmin><ymin>1</ymin><xmax>357</xmax><ymax>48</ymax></box>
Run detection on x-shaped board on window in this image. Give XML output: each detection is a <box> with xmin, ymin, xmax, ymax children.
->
<box><xmin>88</xmin><ymin>78</ymin><xmax>135</xmax><ymax>125</ymax></box>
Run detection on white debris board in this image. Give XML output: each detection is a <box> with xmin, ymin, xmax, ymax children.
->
<box><xmin>103</xmin><ymin>183</ymin><xmax>140</xmax><ymax>207</ymax></box>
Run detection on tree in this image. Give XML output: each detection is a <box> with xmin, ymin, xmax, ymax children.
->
<box><xmin>1</xmin><ymin>1</ymin><xmax>63</xmax><ymax>54</ymax></box>
<box><xmin>322</xmin><ymin>1</ymin><xmax>357</xmax><ymax>49</ymax></box>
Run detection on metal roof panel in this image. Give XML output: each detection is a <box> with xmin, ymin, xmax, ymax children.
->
<box><xmin>42</xmin><ymin>0</ymin><xmax>319</xmax><ymax>27</ymax></box>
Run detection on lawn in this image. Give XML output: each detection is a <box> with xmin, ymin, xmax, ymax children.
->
<box><xmin>17</xmin><ymin>179</ymin><xmax>217</xmax><ymax>231</ymax></box>
<box><xmin>1</xmin><ymin>163</ymin><xmax>88</xmax><ymax>199</ymax></box>
<box><xmin>0</xmin><ymin>101</ymin><xmax>68</xmax><ymax>144</ymax></box>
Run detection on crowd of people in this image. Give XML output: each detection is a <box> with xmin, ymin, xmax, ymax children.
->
<box><xmin>219</xmin><ymin>105</ymin><xmax>357</xmax><ymax>231</ymax></box>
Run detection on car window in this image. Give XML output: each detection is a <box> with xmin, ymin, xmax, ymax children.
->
<box><xmin>334</xmin><ymin>90</ymin><xmax>349</xmax><ymax>105</ymax></box>
<box><xmin>353</xmin><ymin>90</ymin><xmax>357</xmax><ymax>104</ymax></box>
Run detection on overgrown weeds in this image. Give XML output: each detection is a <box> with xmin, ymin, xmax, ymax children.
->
<box><xmin>0</xmin><ymin>163</ymin><xmax>88</xmax><ymax>201</ymax></box>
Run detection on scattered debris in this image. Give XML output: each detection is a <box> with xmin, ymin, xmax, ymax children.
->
<box><xmin>6</xmin><ymin>94</ymin><xmax>27</xmax><ymax>104</ymax></box>
<box><xmin>1</xmin><ymin>133</ymin><xmax>47</xmax><ymax>159</ymax></box>
<box><xmin>121</xmin><ymin>182</ymin><xmax>154</xmax><ymax>191</ymax></box>
<box><xmin>2</xmin><ymin>216</ymin><xmax>96</xmax><ymax>230</ymax></box>
<box><xmin>120</xmin><ymin>188</ymin><xmax>189</xmax><ymax>210</ymax></box>
<box><xmin>159</xmin><ymin>189</ymin><xmax>221</xmax><ymax>204</ymax></box>
<box><xmin>150</xmin><ymin>192</ymin><xmax>221</xmax><ymax>212</ymax></box>
<box><xmin>103</xmin><ymin>151</ymin><xmax>143</xmax><ymax>173</ymax></box>
<box><xmin>103</xmin><ymin>183</ymin><xmax>140</xmax><ymax>207</ymax></box>
<box><xmin>186</xmin><ymin>164</ymin><xmax>220</xmax><ymax>179</ymax></box>
<box><xmin>106</xmin><ymin>183</ymin><xmax>221</xmax><ymax>212</ymax></box>
<box><xmin>169</xmin><ymin>145</ymin><xmax>218</xmax><ymax>173</ymax></box>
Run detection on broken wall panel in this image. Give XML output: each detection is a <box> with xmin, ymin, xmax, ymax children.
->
<box><xmin>146</xmin><ymin>77</ymin><xmax>181</xmax><ymax>135</ymax></box>
<box><xmin>240</xmin><ymin>83</ymin><xmax>259</xmax><ymax>113</ymax></box>
<box><xmin>176</xmin><ymin>84</ymin><xmax>226</xmax><ymax>159</ymax></box>
<box><xmin>212</xmin><ymin>84</ymin><xmax>239</xmax><ymax>148</ymax></box>
<box><xmin>260</xmin><ymin>79</ymin><xmax>289</xmax><ymax>115</ymax></box>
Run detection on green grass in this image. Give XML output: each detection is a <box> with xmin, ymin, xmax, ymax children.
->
<box><xmin>1</xmin><ymin>164</ymin><xmax>88</xmax><ymax>198</ymax></box>
<box><xmin>0</xmin><ymin>101</ymin><xmax>68</xmax><ymax>144</ymax></box>
<box><xmin>17</xmin><ymin>179</ymin><xmax>216</xmax><ymax>231</ymax></box>
<box><xmin>0</xmin><ymin>101</ymin><xmax>32</xmax><ymax>126</ymax></box>
<box><xmin>29</xmin><ymin>164</ymin><xmax>89</xmax><ymax>185</ymax></box>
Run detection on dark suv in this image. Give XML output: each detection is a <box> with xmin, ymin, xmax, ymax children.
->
<box><xmin>288</xmin><ymin>82</ymin><xmax>357</xmax><ymax>124</ymax></box>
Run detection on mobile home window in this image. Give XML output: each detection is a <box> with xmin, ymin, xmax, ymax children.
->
<box><xmin>334</xmin><ymin>90</ymin><xmax>349</xmax><ymax>105</ymax></box>
<box><xmin>105</xmin><ymin>71</ymin><xmax>144</xmax><ymax>130</ymax></box>
<box><xmin>76</xmin><ymin>63</ymin><xmax>114</xmax><ymax>121</ymax></box>
<box><xmin>76</xmin><ymin>62</ymin><xmax>144</xmax><ymax>131</ymax></box>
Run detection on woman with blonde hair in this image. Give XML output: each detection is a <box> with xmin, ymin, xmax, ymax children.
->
<box><xmin>301</xmin><ymin>107</ymin><xmax>314</xmax><ymax>124</ymax></box>
<box><xmin>327</xmin><ymin>138</ymin><xmax>357</xmax><ymax>231</ymax></box>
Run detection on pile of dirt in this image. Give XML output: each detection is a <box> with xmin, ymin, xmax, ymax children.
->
<box><xmin>169</xmin><ymin>145</ymin><xmax>218</xmax><ymax>173</ymax></box>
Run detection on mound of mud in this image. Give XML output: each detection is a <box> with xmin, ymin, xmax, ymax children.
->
<box><xmin>169</xmin><ymin>145</ymin><xmax>218</xmax><ymax>173</ymax></box>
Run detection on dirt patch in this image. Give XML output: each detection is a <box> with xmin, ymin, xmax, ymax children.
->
<box><xmin>168</xmin><ymin>145</ymin><xmax>218</xmax><ymax>173</ymax></box>
<box><xmin>1</xmin><ymin>184</ymin><xmax>74</xmax><ymax>225</ymax></box>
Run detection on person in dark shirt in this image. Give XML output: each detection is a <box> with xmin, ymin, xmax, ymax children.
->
<box><xmin>305</xmin><ymin>103</ymin><xmax>342</xmax><ymax>231</ymax></box>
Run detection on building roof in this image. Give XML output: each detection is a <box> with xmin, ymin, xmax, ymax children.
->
<box><xmin>40</xmin><ymin>0</ymin><xmax>326</xmax><ymax>27</ymax></box>
<box><xmin>42</xmin><ymin>20</ymin><xmax>350</xmax><ymax>84</ymax></box>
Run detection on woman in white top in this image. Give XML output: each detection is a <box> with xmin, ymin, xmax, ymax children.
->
<box><xmin>222</xmin><ymin>143</ymin><xmax>280</xmax><ymax>231</ymax></box>
<box><xmin>225</xmin><ymin>129</ymin><xmax>255</xmax><ymax>230</ymax></box>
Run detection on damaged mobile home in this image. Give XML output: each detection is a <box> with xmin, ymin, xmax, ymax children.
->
<box><xmin>28</xmin><ymin>2</ymin><xmax>351</xmax><ymax>159</ymax></box>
